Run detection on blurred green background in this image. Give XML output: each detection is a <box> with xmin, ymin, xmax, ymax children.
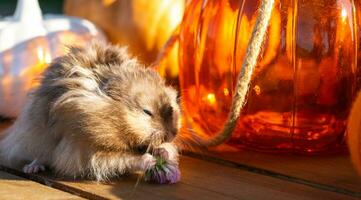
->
<box><xmin>0</xmin><ymin>0</ymin><xmax>64</xmax><ymax>16</ymax></box>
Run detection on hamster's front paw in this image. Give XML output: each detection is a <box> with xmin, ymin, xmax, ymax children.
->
<box><xmin>153</xmin><ymin>142</ymin><xmax>178</xmax><ymax>164</ymax></box>
<box><xmin>153</xmin><ymin>147</ymin><xmax>169</xmax><ymax>161</ymax></box>
<box><xmin>140</xmin><ymin>153</ymin><xmax>156</xmax><ymax>170</ymax></box>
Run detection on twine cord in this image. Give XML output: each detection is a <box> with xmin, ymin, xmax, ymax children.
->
<box><xmin>153</xmin><ymin>0</ymin><xmax>275</xmax><ymax>147</ymax></box>
<box><xmin>205</xmin><ymin>0</ymin><xmax>275</xmax><ymax>146</ymax></box>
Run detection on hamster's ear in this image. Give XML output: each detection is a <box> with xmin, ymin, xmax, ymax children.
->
<box><xmin>89</xmin><ymin>42</ymin><xmax>131</xmax><ymax>66</ymax></box>
<box><xmin>64</xmin><ymin>42</ymin><xmax>131</xmax><ymax>68</ymax></box>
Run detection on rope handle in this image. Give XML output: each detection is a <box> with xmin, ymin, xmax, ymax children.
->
<box><xmin>155</xmin><ymin>0</ymin><xmax>275</xmax><ymax>147</ymax></box>
<box><xmin>205</xmin><ymin>0</ymin><xmax>275</xmax><ymax>146</ymax></box>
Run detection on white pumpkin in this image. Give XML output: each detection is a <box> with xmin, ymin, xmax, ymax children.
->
<box><xmin>0</xmin><ymin>0</ymin><xmax>106</xmax><ymax>118</ymax></box>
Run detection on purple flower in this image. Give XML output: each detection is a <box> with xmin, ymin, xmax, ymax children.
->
<box><xmin>145</xmin><ymin>162</ymin><xmax>181</xmax><ymax>184</ymax></box>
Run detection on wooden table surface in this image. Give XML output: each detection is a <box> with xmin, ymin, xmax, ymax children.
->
<box><xmin>1</xmin><ymin>120</ymin><xmax>360</xmax><ymax>200</ymax></box>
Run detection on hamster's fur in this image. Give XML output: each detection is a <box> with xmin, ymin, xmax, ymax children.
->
<box><xmin>0</xmin><ymin>43</ymin><xmax>181</xmax><ymax>181</ymax></box>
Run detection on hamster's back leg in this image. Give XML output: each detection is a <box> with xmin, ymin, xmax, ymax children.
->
<box><xmin>23</xmin><ymin>159</ymin><xmax>46</xmax><ymax>174</ymax></box>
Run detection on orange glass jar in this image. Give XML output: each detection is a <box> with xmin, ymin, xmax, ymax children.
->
<box><xmin>178</xmin><ymin>0</ymin><xmax>360</xmax><ymax>154</ymax></box>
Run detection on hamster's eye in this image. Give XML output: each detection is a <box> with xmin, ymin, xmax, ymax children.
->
<box><xmin>143</xmin><ymin>109</ymin><xmax>153</xmax><ymax>117</ymax></box>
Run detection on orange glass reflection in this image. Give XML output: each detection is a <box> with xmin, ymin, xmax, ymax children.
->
<box><xmin>177</xmin><ymin>0</ymin><xmax>359</xmax><ymax>154</ymax></box>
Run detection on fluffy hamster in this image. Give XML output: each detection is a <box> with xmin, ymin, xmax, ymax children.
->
<box><xmin>0</xmin><ymin>43</ymin><xmax>181</xmax><ymax>181</ymax></box>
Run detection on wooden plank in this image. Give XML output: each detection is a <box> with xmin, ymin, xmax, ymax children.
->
<box><xmin>179</xmin><ymin>156</ymin><xmax>358</xmax><ymax>200</ymax></box>
<box><xmin>54</xmin><ymin>176</ymin><xmax>237</xmax><ymax>200</ymax></box>
<box><xmin>0</xmin><ymin>121</ymin><xmax>359</xmax><ymax>199</ymax></box>
<box><xmin>191</xmin><ymin>146</ymin><xmax>361</xmax><ymax>195</ymax></box>
<box><xmin>20</xmin><ymin>156</ymin><xmax>359</xmax><ymax>200</ymax></box>
<box><xmin>0</xmin><ymin>170</ymin><xmax>83</xmax><ymax>200</ymax></box>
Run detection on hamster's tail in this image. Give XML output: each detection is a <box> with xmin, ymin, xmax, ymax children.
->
<box><xmin>176</xmin><ymin>0</ymin><xmax>275</xmax><ymax>149</ymax></box>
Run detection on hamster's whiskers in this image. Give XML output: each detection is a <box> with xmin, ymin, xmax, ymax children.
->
<box><xmin>131</xmin><ymin>132</ymin><xmax>157</xmax><ymax>197</ymax></box>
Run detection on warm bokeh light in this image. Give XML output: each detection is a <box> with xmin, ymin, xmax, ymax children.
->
<box><xmin>223</xmin><ymin>88</ymin><xmax>229</xmax><ymax>96</ymax></box>
<box><xmin>253</xmin><ymin>85</ymin><xmax>261</xmax><ymax>96</ymax></box>
<box><xmin>102</xmin><ymin>0</ymin><xmax>116</xmax><ymax>6</ymax></box>
<box><xmin>206</xmin><ymin>93</ymin><xmax>216</xmax><ymax>105</ymax></box>
<box><xmin>1</xmin><ymin>76</ymin><xmax>12</xmax><ymax>86</ymax></box>
<box><xmin>132</xmin><ymin>0</ymin><xmax>184</xmax><ymax>51</ymax></box>
<box><xmin>341</xmin><ymin>8</ymin><xmax>347</xmax><ymax>21</ymax></box>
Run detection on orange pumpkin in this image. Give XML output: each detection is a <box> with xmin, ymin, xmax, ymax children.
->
<box><xmin>64</xmin><ymin>0</ymin><xmax>185</xmax><ymax>74</ymax></box>
<box><xmin>347</xmin><ymin>91</ymin><xmax>361</xmax><ymax>175</ymax></box>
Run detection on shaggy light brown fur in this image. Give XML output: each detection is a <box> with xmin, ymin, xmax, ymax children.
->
<box><xmin>0</xmin><ymin>42</ymin><xmax>180</xmax><ymax>181</ymax></box>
